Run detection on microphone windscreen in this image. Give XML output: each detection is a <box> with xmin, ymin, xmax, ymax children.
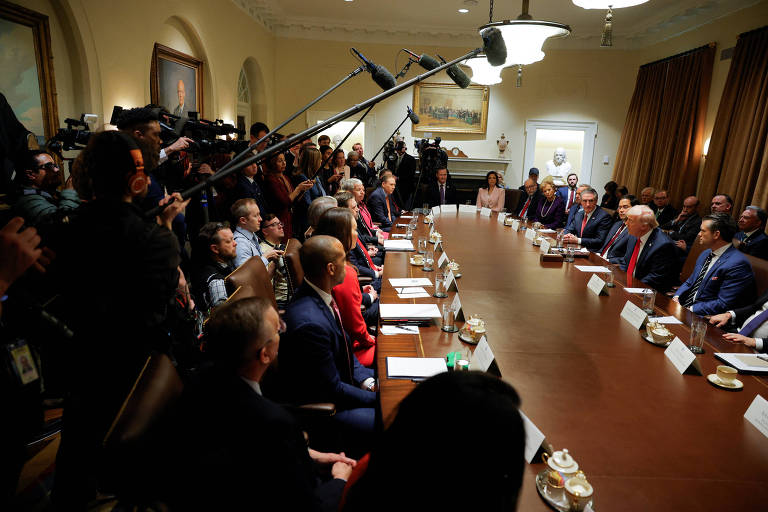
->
<box><xmin>481</xmin><ymin>27</ymin><xmax>507</xmax><ymax>66</ymax></box>
<box><xmin>418</xmin><ymin>54</ymin><xmax>441</xmax><ymax>71</ymax></box>
<box><xmin>372</xmin><ymin>65</ymin><xmax>397</xmax><ymax>90</ymax></box>
<box><xmin>408</xmin><ymin>109</ymin><xmax>420</xmax><ymax>125</ymax></box>
<box><xmin>447</xmin><ymin>64</ymin><xmax>471</xmax><ymax>89</ymax></box>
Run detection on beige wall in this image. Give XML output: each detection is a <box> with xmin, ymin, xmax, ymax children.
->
<box><xmin>11</xmin><ymin>0</ymin><xmax>768</xmax><ymax>192</ymax></box>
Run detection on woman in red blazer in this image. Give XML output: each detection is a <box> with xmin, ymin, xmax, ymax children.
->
<box><xmin>315</xmin><ymin>207</ymin><xmax>377</xmax><ymax>367</ymax></box>
<box><xmin>263</xmin><ymin>152</ymin><xmax>313</xmax><ymax>241</ymax></box>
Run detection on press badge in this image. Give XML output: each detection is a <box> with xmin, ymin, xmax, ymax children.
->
<box><xmin>7</xmin><ymin>340</ymin><xmax>39</xmax><ymax>385</ymax></box>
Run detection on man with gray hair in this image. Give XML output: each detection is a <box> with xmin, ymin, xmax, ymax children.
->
<box><xmin>563</xmin><ymin>187</ymin><xmax>612</xmax><ymax>251</ymax></box>
<box><xmin>620</xmin><ymin>204</ymin><xmax>678</xmax><ymax>292</ymax></box>
<box><xmin>735</xmin><ymin>206</ymin><xmax>768</xmax><ymax>260</ymax></box>
<box><xmin>304</xmin><ymin>196</ymin><xmax>338</xmax><ymax>239</ymax></box>
<box><xmin>640</xmin><ymin>187</ymin><xmax>656</xmax><ymax>208</ymax></box>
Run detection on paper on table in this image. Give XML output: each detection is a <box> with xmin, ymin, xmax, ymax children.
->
<box><xmin>574</xmin><ymin>265</ymin><xmax>611</xmax><ymax>272</ymax></box>
<box><xmin>399</xmin><ymin>215</ymin><xmax>414</xmax><ymax>219</ymax></box>
<box><xmin>744</xmin><ymin>395</ymin><xmax>768</xmax><ymax>439</ymax></box>
<box><xmin>390</xmin><ymin>233</ymin><xmax>407</xmax><ymax>239</ymax></box>
<box><xmin>715</xmin><ymin>353</ymin><xmax>768</xmax><ymax>372</ymax></box>
<box><xmin>396</xmin><ymin>223</ymin><xmax>410</xmax><ymax>227</ymax></box>
<box><xmin>386</xmin><ymin>357</ymin><xmax>447</xmax><ymax>378</ymax></box>
<box><xmin>383</xmin><ymin>239</ymin><xmax>415</xmax><ymax>251</ymax></box>
<box><xmin>380</xmin><ymin>303</ymin><xmax>442</xmax><ymax>319</ymax></box>
<box><xmin>648</xmin><ymin>316</ymin><xmax>683</xmax><ymax>325</ymax></box>
<box><xmin>389</xmin><ymin>278</ymin><xmax>433</xmax><ymax>287</ymax></box>
<box><xmin>538</xmin><ymin>228</ymin><xmax>556</xmax><ymax>233</ymax></box>
<box><xmin>480</xmin><ymin>207</ymin><xmax>492</xmax><ymax>217</ymax></box>
<box><xmin>441</xmin><ymin>204</ymin><xmax>457</xmax><ymax>213</ymax></box>
<box><xmin>624</xmin><ymin>287</ymin><xmax>649</xmax><ymax>293</ymax></box>
<box><xmin>380</xmin><ymin>325</ymin><xmax>420</xmax><ymax>335</ymax></box>
<box><xmin>398</xmin><ymin>290</ymin><xmax>431</xmax><ymax>299</ymax></box>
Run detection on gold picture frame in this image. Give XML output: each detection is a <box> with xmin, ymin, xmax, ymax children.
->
<box><xmin>0</xmin><ymin>0</ymin><xmax>59</xmax><ymax>143</ymax></box>
<box><xmin>412</xmin><ymin>83</ymin><xmax>489</xmax><ymax>135</ymax></box>
<box><xmin>150</xmin><ymin>43</ymin><xmax>203</xmax><ymax>117</ymax></box>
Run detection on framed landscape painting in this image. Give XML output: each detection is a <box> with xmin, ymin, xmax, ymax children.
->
<box><xmin>150</xmin><ymin>43</ymin><xmax>203</xmax><ymax>118</ymax></box>
<box><xmin>412</xmin><ymin>83</ymin><xmax>489</xmax><ymax>135</ymax></box>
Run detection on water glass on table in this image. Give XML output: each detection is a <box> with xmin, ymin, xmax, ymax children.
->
<box><xmin>434</xmin><ymin>272</ymin><xmax>448</xmax><ymax>298</ymax></box>
<box><xmin>441</xmin><ymin>303</ymin><xmax>458</xmax><ymax>332</ymax></box>
<box><xmin>605</xmin><ymin>266</ymin><xmax>615</xmax><ymax>287</ymax></box>
<box><xmin>422</xmin><ymin>250</ymin><xmax>434</xmax><ymax>272</ymax></box>
<box><xmin>417</xmin><ymin>237</ymin><xmax>427</xmax><ymax>254</ymax></box>
<box><xmin>689</xmin><ymin>317</ymin><xmax>707</xmax><ymax>354</ymax></box>
<box><xmin>642</xmin><ymin>289</ymin><xmax>656</xmax><ymax>314</ymax></box>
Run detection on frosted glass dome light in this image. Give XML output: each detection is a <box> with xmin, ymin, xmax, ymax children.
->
<box><xmin>462</xmin><ymin>55</ymin><xmax>503</xmax><ymax>85</ymax></box>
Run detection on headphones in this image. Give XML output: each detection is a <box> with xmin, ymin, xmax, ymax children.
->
<box><xmin>115</xmin><ymin>132</ymin><xmax>147</xmax><ymax>196</ymax></box>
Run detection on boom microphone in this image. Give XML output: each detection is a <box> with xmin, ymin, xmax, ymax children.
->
<box><xmin>351</xmin><ymin>47</ymin><xmax>397</xmax><ymax>90</ymax></box>
<box><xmin>481</xmin><ymin>27</ymin><xmax>507</xmax><ymax>66</ymax></box>
<box><xmin>407</xmin><ymin>106</ymin><xmax>420</xmax><ymax>124</ymax></box>
<box><xmin>403</xmin><ymin>49</ymin><xmax>441</xmax><ymax>71</ymax></box>
<box><xmin>438</xmin><ymin>54</ymin><xmax>471</xmax><ymax>89</ymax></box>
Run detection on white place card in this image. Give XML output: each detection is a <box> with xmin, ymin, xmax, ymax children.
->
<box><xmin>520</xmin><ymin>411</ymin><xmax>546</xmax><ymax>464</ymax></box>
<box><xmin>587</xmin><ymin>274</ymin><xmax>607</xmax><ymax>296</ymax></box>
<box><xmin>510</xmin><ymin>219</ymin><xmax>520</xmax><ymax>231</ymax></box>
<box><xmin>620</xmin><ymin>300</ymin><xmax>648</xmax><ymax>330</ymax></box>
<box><xmin>459</xmin><ymin>204</ymin><xmax>476</xmax><ymax>214</ymax></box>
<box><xmin>744</xmin><ymin>395</ymin><xmax>768</xmax><ymax>439</ymax></box>
<box><xmin>429</xmin><ymin>223</ymin><xmax>435</xmax><ymax>237</ymax></box>
<box><xmin>387</xmin><ymin>357</ymin><xmax>446</xmax><ymax>379</ymax></box>
<box><xmin>389</xmin><ymin>278</ymin><xmax>433</xmax><ymax>287</ymax></box>
<box><xmin>390</xmin><ymin>233</ymin><xmax>407</xmax><ymax>239</ymax></box>
<box><xmin>445</xmin><ymin>269</ymin><xmax>458</xmax><ymax>292</ymax></box>
<box><xmin>471</xmin><ymin>337</ymin><xmax>495</xmax><ymax>372</ymax></box>
<box><xmin>497</xmin><ymin>212</ymin><xmax>507</xmax><ymax>224</ymax></box>
<box><xmin>383</xmin><ymin>240</ymin><xmax>414</xmax><ymax>251</ymax></box>
<box><xmin>437</xmin><ymin>251</ymin><xmax>449</xmax><ymax>269</ymax></box>
<box><xmin>624</xmin><ymin>287</ymin><xmax>648</xmax><ymax>294</ymax></box>
<box><xmin>664</xmin><ymin>337</ymin><xmax>701</xmax><ymax>375</ymax></box>
<box><xmin>480</xmin><ymin>207</ymin><xmax>492</xmax><ymax>217</ymax></box>
<box><xmin>441</xmin><ymin>204</ymin><xmax>457</xmax><ymax>213</ymax></box>
<box><xmin>540</xmin><ymin>238</ymin><xmax>551</xmax><ymax>254</ymax></box>
<box><xmin>431</xmin><ymin>206</ymin><xmax>441</xmax><ymax>216</ymax></box>
<box><xmin>648</xmin><ymin>316</ymin><xmax>683</xmax><ymax>325</ymax></box>
<box><xmin>525</xmin><ymin>228</ymin><xmax>536</xmax><ymax>241</ymax></box>
<box><xmin>450</xmin><ymin>292</ymin><xmax>464</xmax><ymax>321</ymax></box>
<box><xmin>575</xmin><ymin>265</ymin><xmax>612</xmax><ymax>273</ymax></box>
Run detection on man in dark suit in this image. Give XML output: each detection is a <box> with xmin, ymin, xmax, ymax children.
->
<box><xmin>653</xmin><ymin>190</ymin><xmax>677</xmax><ymax>227</ymax></box>
<box><xmin>426</xmin><ymin>167</ymin><xmax>457</xmax><ymax>208</ymax></box>
<box><xmin>662</xmin><ymin>195</ymin><xmax>702</xmax><ymax>255</ymax></box>
<box><xmin>518</xmin><ymin>167</ymin><xmax>539</xmax><ymax>192</ymax></box>
<box><xmin>280</xmin><ymin>236</ymin><xmax>377</xmax><ymax>445</ymax></box>
<box><xmin>390</xmin><ymin>141</ymin><xmax>417</xmax><ymax>208</ymax></box>
<box><xmin>557</xmin><ymin>173</ymin><xmax>579</xmax><ymax>214</ymax></box>
<box><xmin>367</xmin><ymin>174</ymin><xmax>399</xmax><ymax>231</ymax></box>
<box><xmin>673</xmin><ymin>213</ymin><xmax>756</xmax><ymax>315</ymax></box>
<box><xmin>711</xmin><ymin>288</ymin><xmax>768</xmax><ymax>353</ymax></box>
<box><xmin>233</xmin><ymin>161</ymin><xmax>269</xmax><ymax>216</ymax></box>
<box><xmin>168</xmin><ymin>297</ymin><xmax>354</xmax><ymax>511</ymax></box>
<box><xmin>515</xmin><ymin>179</ymin><xmax>541</xmax><ymax>221</ymax></box>
<box><xmin>563</xmin><ymin>187</ymin><xmax>612</xmax><ymax>251</ymax></box>
<box><xmin>564</xmin><ymin>184</ymin><xmax>589</xmax><ymax>231</ymax></box>
<box><xmin>599</xmin><ymin>197</ymin><xmax>633</xmax><ymax>262</ymax></box>
<box><xmin>734</xmin><ymin>206</ymin><xmax>768</xmax><ymax>260</ymax></box>
<box><xmin>620</xmin><ymin>205</ymin><xmax>678</xmax><ymax>292</ymax></box>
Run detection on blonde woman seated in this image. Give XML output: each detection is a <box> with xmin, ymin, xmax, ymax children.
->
<box><xmin>475</xmin><ymin>171</ymin><xmax>505</xmax><ymax>212</ymax></box>
<box><xmin>534</xmin><ymin>181</ymin><xmax>565</xmax><ymax>229</ymax></box>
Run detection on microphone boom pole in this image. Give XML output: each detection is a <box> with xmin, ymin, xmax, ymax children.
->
<box><xmin>370</xmin><ymin>114</ymin><xmax>411</xmax><ymax>164</ymax></box>
<box><xmin>147</xmin><ymin>47</ymin><xmax>486</xmax><ymax>218</ymax></box>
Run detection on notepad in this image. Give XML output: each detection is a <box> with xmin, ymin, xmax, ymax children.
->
<box><xmin>648</xmin><ymin>316</ymin><xmax>683</xmax><ymax>325</ymax></box>
<box><xmin>386</xmin><ymin>357</ymin><xmax>446</xmax><ymax>379</ymax></box>
<box><xmin>715</xmin><ymin>353</ymin><xmax>768</xmax><ymax>372</ymax></box>
<box><xmin>383</xmin><ymin>240</ymin><xmax>415</xmax><ymax>251</ymax></box>
<box><xmin>389</xmin><ymin>278</ymin><xmax>433</xmax><ymax>287</ymax></box>
<box><xmin>380</xmin><ymin>325</ymin><xmax>420</xmax><ymax>335</ymax></box>
<box><xmin>397</xmin><ymin>287</ymin><xmax>431</xmax><ymax>299</ymax></box>
<box><xmin>575</xmin><ymin>265</ymin><xmax>611</xmax><ymax>272</ymax></box>
<box><xmin>380</xmin><ymin>303</ymin><xmax>441</xmax><ymax>320</ymax></box>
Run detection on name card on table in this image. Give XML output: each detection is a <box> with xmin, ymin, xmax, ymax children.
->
<box><xmin>429</xmin><ymin>223</ymin><xmax>435</xmax><ymax>237</ymax></box>
<box><xmin>744</xmin><ymin>395</ymin><xmax>768</xmax><ymax>439</ymax></box>
<box><xmin>441</xmin><ymin>204</ymin><xmax>457</xmax><ymax>214</ymax></box>
<box><xmin>587</xmin><ymin>274</ymin><xmax>608</xmax><ymax>296</ymax></box>
<box><xmin>431</xmin><ymin>206</ymin><xmax>441</xmax><ymax>216</ymax></box>
<box><xmin>540</xmin><ymin>238</ymin><xmax>551</xmax><ymax>255</ymax></box>
<box><xmin>520</xmin><ymin>411</ymin><xmax>546</xmax><ymax>464</ymax></box>
<box><xmin>497</xmin><ymin>212</ymin><xmax>507</xmax><ymax>224</ymax></box>
<box><xmin>450</xmin><ymin>292</ymin><xmax>465</xmax><ymax>321</ymax></box>
<box><xmin>437</xmin><ymin>250</ymin><xmax>449</xmax><ymax>269</ymax></box>
<box><xmin>620</xmin><ymin>300</ymin><xmax>648</xmax><ymax>330</ymax></box>
<box><xmin>471</xmin><ymin>337</ymin><xmax>495</xmax><ymax>372</ymax></box>
<box><xmin>525</xmin><ymin>228</ymin><xmax>536</xmax><ymax>241</ymax></box>
<box><xmin>445</xmin><ymin>269</ymin><xmax>459</xmax><ymax>293</ymax></box>
<box><xmin>459</xmin><ymin>204</ymin><xmax>477</xmax><ymax>214</ymax></box>
<box><xmin>480</xmin><ymin>207</ymin><xmax>492</xmax><ymax>217</ymax></box>
<box><xmin>664</xmin><ymin>337</ymin><xmax>702</xmax><ymax>375</ymax></box>
<box><xmin>510</xmin><ymin>219</ymin><xmax>520</xmax><ymax>231</ymax></box>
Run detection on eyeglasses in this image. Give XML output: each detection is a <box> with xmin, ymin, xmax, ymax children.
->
<box><xmin>263</xmin><ymin>221</ymin><xmax>284</xmax><ymax>229</ymax></box>
<box><xmin>37</xmin><ymin>162</ymin><xmax>59</xmax><ymax>171</ymax></box>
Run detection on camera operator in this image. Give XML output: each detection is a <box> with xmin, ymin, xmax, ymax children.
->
<box><xmin>11</xmin><ymin>150</ymin><xmax>80</xmax><ymax>225</ymax></box>
<box><xmin>52</xmin><ymin>130</ymin><xmax>189</xmax><ymax>508</ymax></box>
<box><xmin>388</xmin><ymin>141</ymin><xmax>416</xmax><ymax>209</ymax></box>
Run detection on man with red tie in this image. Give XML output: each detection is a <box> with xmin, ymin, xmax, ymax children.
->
<box><xmin>599</xmin><ymin>196</ymin><xmax>637</xmax><ymax>262</ymax></box>
<box><xmin>619</xmin><ymin>205</ymin><xmax>678</xmax><ymax>292</ymax></box>
<box><xmin>515</xmin><ymin>179</ymin><xmax>541</xmax><ymax>221</ymax></box>
<box><xmin>367</xmin><ymin>175</ymin><xmax>399</xmax><ymax>232</ymax></box>
<box><xmin>563</xmin><ymin>187</ymin><xmax>612</xmax><ymax>251</ymax></box>
<box><xmin>557</xmin><ymin>173</ymin><xmax>580</xmax><ymax>213</ymax></box>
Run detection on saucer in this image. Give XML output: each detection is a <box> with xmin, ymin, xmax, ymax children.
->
<box><xmin>409</xmin><ymin>258</ymin><xmax>424</xmax><ymax>266</ymax></box>
<box><xmin>458</xmin><ymin>331</ymin><xmax>480</xmax><ymax>345</ymax></box>
<box><xmin>641</xmin><ymin>331</ymin><xmax>671</xmax><ymax>347</ymax></box>
<box><xmin>535</xmin><ymin>469</ymin><xmax>593</xmax><ymax>512</ymax></box>
<box><xmin>707</xmin><ymin>373</ymin><xmax>743</xmax><ymax>391</ymax></box>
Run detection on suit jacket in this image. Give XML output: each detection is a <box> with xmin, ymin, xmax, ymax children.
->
<box><xmin>426</xmin><ymin>181</ymin><xmax>457</xmax><ymax>208</ymax></box>
<box><xmin>565</xmin><ymin>205</ymin><xmax>582</xmax><ymax>232</ymax></box>
<box><xmin>676</xmin><ymin>245</ymin><xmax>756</xmax><ymax>315</ymax></box>
<box><xmin>168</xmin><ymin>368</ymin><xmax>344</xmax><ymax>512</ymax></box>
<box><xmin>557</xmin><ymin>186</ymin><xmax>578</xmax><ymax>210</ymax></box>
<box><xmin>515</xmin><ymin>191</ymin><xmax>541</xmax><ymax>220</ymax></box>
<box><xmin>281</xmin><ymin>283</ymin><xmax>375</xmax><ymax>409</ymax></box>
<box><xmin>654</xmin><ymin>206</ymin><xmax>678</xmax><ymax>227</ymax></box>
<box><xmin>662</xmin><ymin>213</ymin><xmax>702</xmax><ymax>250</ymax></box>
<box><xmin>620</xmin><ymin>228</ymin><xmax>678</xmax><ymax>292</ymax></box>
<box><xmin>601</xmin><ymin>220</ymin><xmax>630</xmax><ymax>263</ymax></box>
<box><xmin>367</xmin><ymin>186</ymin><xmax>398</xmax><ymax>230</ymax></box>
<box><xmin>533</xmin><ymin>195</ymin><xmax>565</xmax><ymax>229</ymax></box>
<box><xmin>565</xmin><ymin>206</ymin><xmax>612</xmax><ymax>251</ymax></box>
<box><xmin>393</xmin><ymin>153</ymin><xmax>417</xmax><ymax>202</ymax></box>
<box><xmin>350</xmin><ymin>238</ymin><xmax>376</xmax><ymax>279</ymax></box>
<box><xmin>233</xmin><ymin>173</ymin><xmax>269</xmax><ymax>216</ymax></box>
<box><xmin>735</xmin><ymin>230</ymin><xmax>768</xmax><ymax>260</ymax></box>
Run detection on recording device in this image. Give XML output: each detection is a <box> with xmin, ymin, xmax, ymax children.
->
<box><xmin>407</xmin><ymin>106</ymin><xmax>420</xmax><ymax>125</ymax></box>
<box><xmin>438</xmin><ymin>54</ymin><xmax>471</xmax><ymax>89</ymax></box>
<box><xmin>403</xmin><ymin>49</ymin><xmax>441</xmax><ymax>71</ymax></box>
<box><xmin>401</xmin><ymin>49</ymin><xmax>470</xmax><ymax>88</ymax></box>
<box><xmin>415</xmin><ymin>137</ymin><xmax>448</xmax><ymax>184</ymax></box>
<box><xmin>46</xmin><ymin>114</ymin><xmax>93</xmax><ymax>155</ymax></box>
<box><xmin>481</xmin><ymin>27</ymin><xmax>507</xmax><ymax>66</ymax></box>
<box><xmin>351</xmin><ymin>47</ymin><xmax>397</xmax><ymax>90</ymax></box>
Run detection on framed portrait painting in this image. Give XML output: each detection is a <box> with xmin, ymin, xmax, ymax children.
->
<box><xmin>0</xmin><ymin>1</ymin><xmax>59</xmax><ymax>145</ymax></box>
<box><xmin>412</xmin><ymin>83</ymin><xmax>489</xmax><ymax>135</ymax></box>
<box><xmin>150</xmin><ymin>43</ymin><xmax>203</xmax><ymax>117</ymax></box>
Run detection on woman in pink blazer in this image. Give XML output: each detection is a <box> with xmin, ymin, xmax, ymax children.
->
<box><xmin>476</xmin><ymin>171</ymin><xmax>506</xmax><ymax>212</ymax></box>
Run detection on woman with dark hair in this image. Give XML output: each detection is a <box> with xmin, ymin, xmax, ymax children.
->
<box><xmin>288</xmin><ymin>146</ymin><xmax>326</xmax><ymax>238</ymax></box>
<box><xmin>263</xmin><ymin>151</ymin><xmax>313</xmax><ymax>241</ymax></box>
<box><xmin>315</xmin><ymin>207</ymin><xmax>377</xmax><ymax>367</ymax></box>
<box><xmin>475</xmin><ymin>171</ymin><xmax>505</xmax><ymax>212</ymax></box>
<box><xmin>616</xmin><ymin>186</ymin><xmax>628</xmax><ymax>201</ymax></box>
<box><xmin>341</xmin><ymin>371</ymin><xmax>526</xmax><ymax>511</ymax></box>
<box><xmin>601</xmin><ymin>180</ymin><xmax>619</xmax><ymax>210</ymax></box>
<box><xmin>319</xmin><ymin>144</ymin><xmax>334</xmax><ymax>181</ymax></box>
<box><xmin>534</xmin><ymin>181</ymin><xmax>565</xmax><ymax>229</ymax></box>
<box><xmin>324</xmin><ymin>149</ymin><xmax>349</xmax><ymax>195</ymax></box>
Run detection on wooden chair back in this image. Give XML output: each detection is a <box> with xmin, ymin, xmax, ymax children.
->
<box><xmin>680</xmin><ymin>239</ymin><xmax>708</xmax><ymax>282</ymax></box>
<box><xmin>505</xmin><ymin>189</ymin><xmax>522</xmax><ymax>212</ymax></box>
<box><xmin>225</xmin><ymin>256</ymin><xmax>277</xmax><ymax>310</ymax></box>
<box><xmin>284</xmin><ymin>238</ymin><xmax>303</xmax><ymax>295</ymax></box>
<box><xmin>746</xmin><ymin>253</ymin><xmax>768</xmax><ymax>294</ymax></box>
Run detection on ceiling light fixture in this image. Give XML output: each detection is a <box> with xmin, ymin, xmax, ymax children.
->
<box><xmin>571</xmin><ymin>1</ymin><xmax>649</xmax><ymax>47</ymax></box>
<box><xmin>458</xmin><ymin>8</ymin><xmax>469</xmax><ymax>13</ymax></box>
<box><xmin>460</xmin><ymin>0</ymin><xmax>504</xmax><ymax>85</ymax></box>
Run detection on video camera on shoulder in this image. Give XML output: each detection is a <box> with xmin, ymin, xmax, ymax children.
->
<box><xmin>46</xmin><ymin>113</ymin><xmax>97</xmax><ymax>155</ymax></box>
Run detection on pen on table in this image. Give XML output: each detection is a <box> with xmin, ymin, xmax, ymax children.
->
<box><xmin>395</xmin><ymin>325</ymin><xmax>418</xmax><ymax>333</ymax></box>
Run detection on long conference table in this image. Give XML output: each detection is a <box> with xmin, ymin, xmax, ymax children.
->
<box><xmin>376</xmin><ymin>210</ymin><xmax>768</xmax><ymax>511</ymax></box>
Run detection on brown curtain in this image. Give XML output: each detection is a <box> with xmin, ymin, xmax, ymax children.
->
<box><xmin>699</xmin><ymin>26</ymin><xmax>768</xmax><ymax>213</ymax></box>
<box><xmin>613</xmin><ymin>44</ymin><xmax>715</xmax><ymax>205</ymax></box>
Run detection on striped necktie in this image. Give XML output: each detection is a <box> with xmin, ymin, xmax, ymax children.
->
<box><xmin>682</xmin><ymin>252</ymin><xmax>714</xmax><ymax>308</ymax></box>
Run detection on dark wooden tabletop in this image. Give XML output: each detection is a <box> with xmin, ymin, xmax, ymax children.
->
<box><xmin>376</xmin><ymin>211</ymin><xmax>768</xmax><ymax>511</ymax></box>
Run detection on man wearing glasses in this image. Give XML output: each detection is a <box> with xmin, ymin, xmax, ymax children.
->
<box><xmin>13</xmin><ymin>150</ymin><xmax>80</xmax><ymax>224</ymax></box>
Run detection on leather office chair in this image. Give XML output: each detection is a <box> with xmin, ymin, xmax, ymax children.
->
<box><xmin>679</xmin><ymin>238</ymin><xmax>708</xmax><ymax>282</ymax></box>
<box><xmin>283</xmin><ymin>238</ymin><xmax>304</xmax><ymax>298</ymax></box>
<box><xmin>225</xmin><ymin>255</ymin><xmax>278</xmax><ymax>310</ymax></box>
<box><xmin>746</xmin><ymin>253</ymin><xmax>768</xmax><ymax>293</ymax></box>
<box><xmin>505</xmin><ymin>189</ymin><xmax>522</xmax><ymax>212</ymax></box>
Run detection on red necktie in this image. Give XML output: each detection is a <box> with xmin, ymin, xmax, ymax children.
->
<box><xmin>567</xmin><ymin>190</ymin><xmax>574</xmax><ymax>210</ymax></box>
<box><xmin>330</xmin><ymin>298</ymin><xmax>354</xmax><ymax>380</ymax></box>
<box><xmin>601</xmin><ymin>225</ymin><xmax>625</xmax><ymax>257</ymax></box>
<box><xmin>386</xmin><ymin>196</ymin><xmax>392</xmax><ymax>222</ymax></box>
<box><xmin>520</xmin><ymin>197</ymin><xmax>531</xmax><ymax>218</ymax></box>
<box><xmin>580</xmin><ymin>214</ymin><xmax>588</xmax><ymax>237</ymax></box>
<box><xmin>358</xmin><ymin>238</ymin><xmax>376</xmax><ymax>268</ymax></box>
<box><xmin>626</xmin><ymin>239</ymin><xmax>642</xmax><ymax>285</ymax></box>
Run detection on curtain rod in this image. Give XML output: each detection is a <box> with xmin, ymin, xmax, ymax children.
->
<box><xmin>640</xmin><ymin>42</ymin><xmax>716</xmax><ymax>69</ymax></box>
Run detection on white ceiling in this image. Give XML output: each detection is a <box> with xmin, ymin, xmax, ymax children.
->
<box><xmin>232</xmin><ymin>0</ymin><xmax>763</xmax><ymax>49</ymax></box>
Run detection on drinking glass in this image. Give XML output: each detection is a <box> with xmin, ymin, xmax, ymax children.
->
<box><xmin>642</xmin><ymin>289</ymin><xmax>656</xmax><ymax>314</ymax></box>
<box><xmin>422</xmin><ymin>203</ymin><xmax>430</xmax><ymax>215</ymax></box>
<box><xmin>565</xmin><ymin>247</ymin><xmax>575</xmax><ymax>262</ymax></box>
<box><xmin>441</xmin><ymin>303</ymin><xmax>458</xmax><ymax>332</ymax></box>
<box><xmin>405</xmin><ymin>226</ymin><xmax>413</xmax><ymax>239</ymax></box>
<box><xmin>689</xmin><ymin>317</ymin><xmax>707</xmax><ymax>354</ymax></box>
<box><xmin>433</xmin><ymin>272</ymin><xmax>448</xmax><ymax>298</ymax></box>
<box><xmin>417</xmin><ymin>237</ymin><xmax>427</xmax><ymax>254</ymax></box>
<box><xmin>422</xmin><ymin>250</ymin><xmax>434</xmax><ymax>272</ymax></box>
<box><xmin>605</xmin><ymin>266</ymin><xmax>615</xmax><ymax>288</ymax></box>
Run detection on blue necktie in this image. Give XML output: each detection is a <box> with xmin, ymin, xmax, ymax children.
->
<box><xmin>739</xmin><ymin>308</ymin><xmax>768</xmax><ymax>337</ymax></box>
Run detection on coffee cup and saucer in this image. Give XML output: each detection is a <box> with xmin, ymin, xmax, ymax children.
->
<box><xmin>410</xmin><ymin>255</ymin><xmax>424</xmax><ymax>266</ymax></box>
<box><xmin>707</xmin><ymin>365</ymin><xmax>743</xmax><ymax>391</ymax></box>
